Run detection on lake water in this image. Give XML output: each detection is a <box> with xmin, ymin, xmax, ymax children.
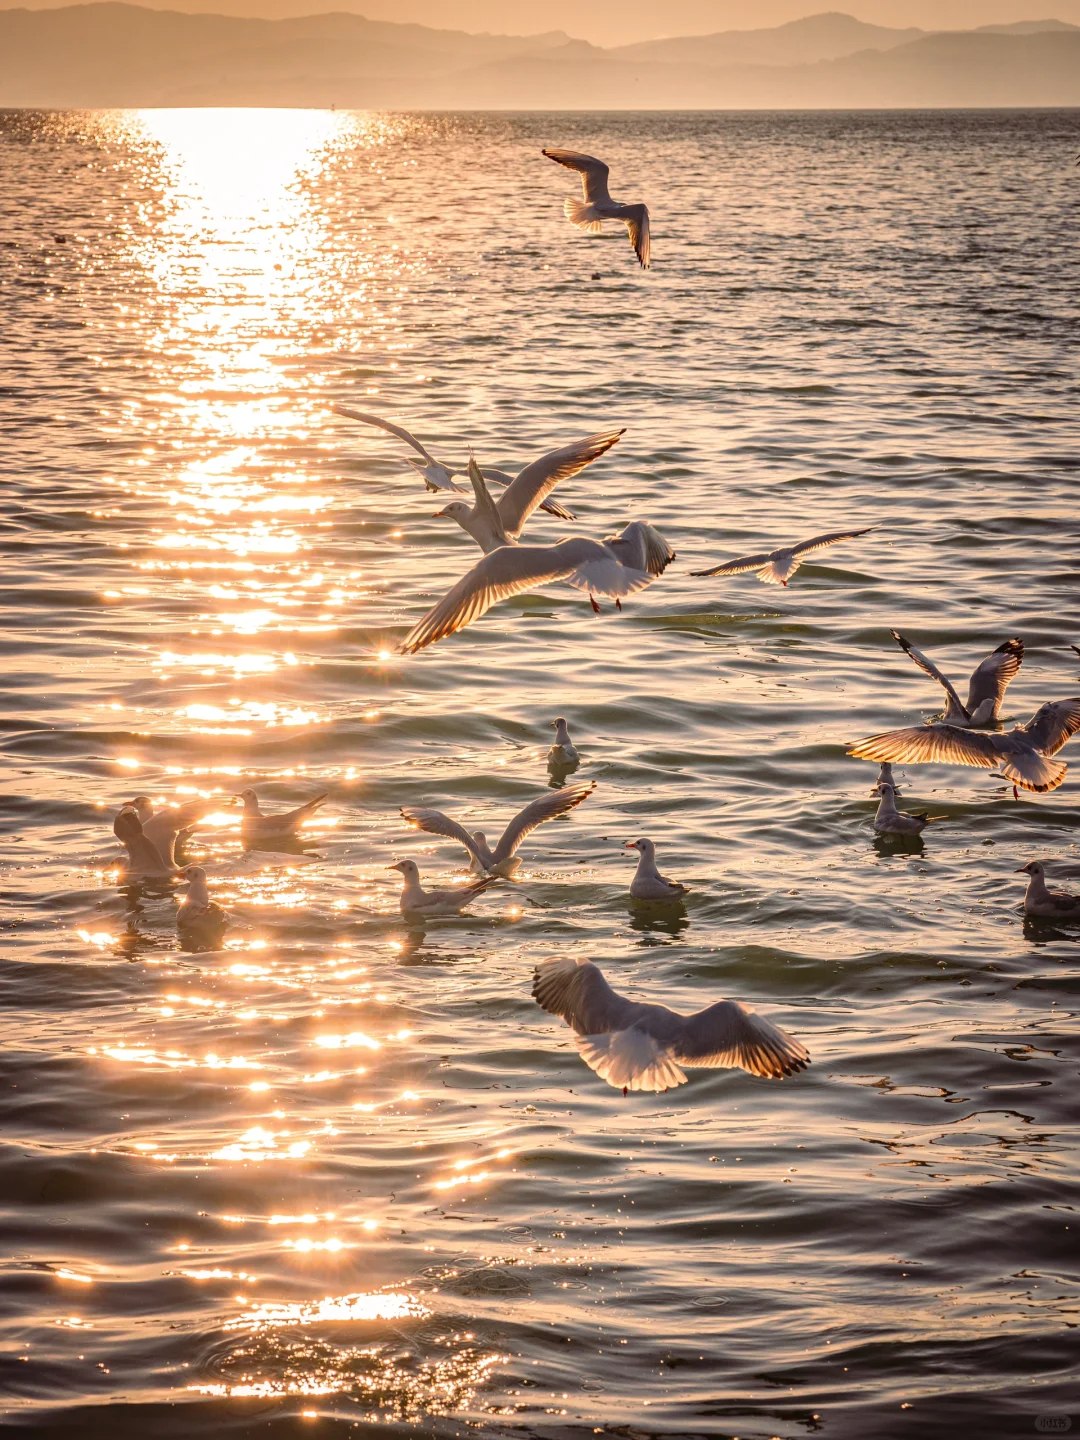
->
<box><xmin>1</xmin><ymin>107</ymin><xmax>1078</xmax><ymax>1438</ymax></box>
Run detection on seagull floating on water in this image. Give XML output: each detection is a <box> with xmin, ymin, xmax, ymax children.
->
<box><xmin>548</xmin><ymin>717</ymin><xmax>580</xmax><ymax>768</ymax></box>
<box><xmin>849</xmin><ymin>698</ymin><xmax>1080</xmax><ymax>795</ymax></box>
<box><xmin>871</xmin><ymin>761</ymin><xmax>900</xmax><ymax>796</ymax></box>
<box><xmin>399</xmin><ymin>516</ymin><xmax>674</xmax><ymax>654</ymax></box>
<box><xmin>532</xmin><ymin>956</ymin><xmax>810</xmax><ymax>1093</ymax></box>
<box><xmin>237</xmin><ymin>787</ymin><xmax>328</xmax><ymax>844</ymax></box>
<box><xmin>389</xmin><ymin>859</ymin><xmax>496</xmax><ymax>918</ymax></box>
<box><xmin>112</xmin><ymin>808</ymin><xmax>174</xmax><ymax>879</ymax></box>
<box><xmin>435</xmin><ymin>434</ymin><xmax>623</xmax><ymax>552</ymax></box>
<box><xmin>333</xmin><ymin>406</ymin><xmax>582</xmax><ymax>522</ymax></box>
<box><xmin>401</xmin><ymin>781</ymin><xmax>595</xmax><ymax>878</ymax></box>
<box><xmin>176</xmin><ymin>865</ymin><xmax>229</xmax><ymax>935</ymax></box>
<box><xmin>625</xmin><ymin>837</ymin><xmax>688</xmax><ymax>902</ymax></box>
<box><xmin>542</xmin><ymin>148</ymin><xmax>651</xmax><ymax>269</ymax></box>
<box><xmin>692</xmin><ymin>528</ymin><xmax>874</xmax><ymax>587</ymax></box>
<box><xmin>1016</xmin><ymin>860</ymin><xmax>1080</xmax><ymax>920</ymax></box>
<box><xmin>891</xmin><ymin>630</ymin><xmax>1023</xmax><ymax>727</ymax></box>
<box><xmin>873</xmin><ymin>782</ymin><xmax>942</xmax><ymax>836</ymax></box>
<box><xmin>126</xmin><ymin>796</ymin><xmax>210</xmax><ymax>869</ymax></box>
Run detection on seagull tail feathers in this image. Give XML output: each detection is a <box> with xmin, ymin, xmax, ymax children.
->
<box><xmin>563</xmin><ymin>198</ymin><xmax>603</xmax><ymax>233</ymax></box>
<box><xmin>575</xmin><ymin>1029</ymin><xmax>687</xmax><ymax>1093</ymax></box>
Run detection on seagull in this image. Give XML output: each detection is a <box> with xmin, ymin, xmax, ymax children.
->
<box><xmin>625</xmin><ymin>837</ymin><xmax>688</xmax><ymax>901</ymax></box>
<box><xmin>236</xmin><ymin>788</ymin><xmax>328</xmax><ymax>844</ymax></box>
<box><xmin>435</xmin><ymin>434</ymin><xmax>623</xmax><ymax>553</ymax></box>
<box><xmin>401</xmin><ymin>780</ymin><xmax>595</xmax><ymax>878</ymax></box>
<box><xmin>176</xmin><ymin>865</ymin><xmax>229</xmax><ymax>934</ymax></box>
<box><xmin>548</xmin><ymin>717</ymin><xmax>579</xmax><ymax>768</ymax></box>
<box><xmin>691</xmin><ymin>528</ymin><xmax>874</xmax><ymax>587</ymax></box>
<box><xmin>1016</xmin><ymin>860</ymin><xmax>1080</xmax><ymax>920</ymax></box>
<box><xmin>333</xmin><ymin>406</ymin><xmax>579</xmax><ymax>520</ymax></box>
<box><xmin>124</xmin><ymin>796</ymin><xmax>210</xmax><ymax>868</ymax></box>
<box><xmin>849</xmin><ymin>698</ymin><xmax>1080</xmax><ymax>795</ymax></box>
<box><xmin>871</xmin><ymin>761</ymin><xmax>900</xmax><ymax>796</ymax></box>
<box><xmin>532</xmin><ymin>956</ymin><xmax>810</xmax><ymax>1094</ymax></box>
<box><xmin>389</xmin><ymin>859</ymin><xmax>496</xmax><ymax>918</ymax></box>
<box><xmin>890</xmin><ymin>631</ymin><xmax>1023</xmax><ymax>727</ymax></box>
<box><xmin>873</xmin><ymin>782</ymin><xmax>942</xmax><ymax>836</ymax></box>
<box><xmin>399</xmin><ymin>520</ymin><xmax>675</xmax><ymax>654</ymax></box>
<box><xmin>542</xmin><ymin>148</ymin><xmax>651</xmax><ymax>269</ymax></box>
<box><xmin>112</xmin><ymin>808</ymin><xmax>175</xmax><ymax>879</ymax></box>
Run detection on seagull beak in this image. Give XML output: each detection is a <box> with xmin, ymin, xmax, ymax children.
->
<box><xmin>432</xmin><ymin>507</ymin><xmax>450</xmax><ymax>519</ymax></box>
<box><xmin>1014</xmin><ymin>866</ymin><xmax>1029</xmax><ymax>874</ymax></box>
<box><xmin>623</xmin><ymin>840</ymin><xmax>637</xmax><ymax>850</ymax></box>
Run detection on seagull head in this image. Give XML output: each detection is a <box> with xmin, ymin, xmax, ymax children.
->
<box><xmin>390</xmin><ymin>859</ymin><xmax>418</xmax><ymax>878</ymax></box>
<box><xmin>433</xmin><ymin>501</ymin><xmax>470</xmax><ymax>523</ymax></box>
<box><xmin>877</xmin><ymin>781</ymin><xmax>896</xmax><ymax>797</ymax></box>
<box><xmin>234</xmin><ymin>788</ymin><xmax>258</xmax><ymax>807</ymax></box>
<box><xmin>624</xmin><ymin>838</ymin><xmax>654</xmax><ymax>859</ymax></box>
<box><xmin>128</xmin><ymin>796</ymin><xmax>154</xmax><ymax>822</ymax></box>
<box><xmin>1016</xmin><ymin>861</ymin><xmax>1044</xmax><ymax>877</ymax></box>
<box><xmin>472</xmin><ymin>830</ymin><xmax>488</xmax><ymax>848</ymax></box>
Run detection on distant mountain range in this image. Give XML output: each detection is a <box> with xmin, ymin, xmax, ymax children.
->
<box><xmin>1</xmin><ymin>5</ymin><xmax>1078</xmax><ymax>107</ymax></box>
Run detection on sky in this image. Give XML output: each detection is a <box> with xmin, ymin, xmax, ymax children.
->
<box><xmin>6</xmin><ymin>0</ymin><xmax>1080</xmax><ymax>44</ymax></box>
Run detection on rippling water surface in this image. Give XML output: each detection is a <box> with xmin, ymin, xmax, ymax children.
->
<box><xmin>1</xmin><ymin>107</ymin><xmax>1079</xmax><ymax>1438</ymax></box>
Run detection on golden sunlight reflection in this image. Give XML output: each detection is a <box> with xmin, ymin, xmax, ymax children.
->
<box><xmin>225</xmin><ymin>1290</ymin><xmax>427</xmax><ymax>1330</ymax></box>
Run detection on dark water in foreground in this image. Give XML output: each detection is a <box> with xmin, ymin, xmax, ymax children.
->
<box><xmin>1</xmin><ymin>108</ymin><xmax>1078</xmax><ymax>1437</ymax></box>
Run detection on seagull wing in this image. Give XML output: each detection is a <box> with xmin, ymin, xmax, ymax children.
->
<box><xmin>891</xmin><ymin>630</ymin><xmax>968</xmax><ymax>717</ymax></box>
<box><xmin>966</xmin><ymin>638</ymin><xmax>1023</xmax><ymax>715</ymax></box>
<box><xmin>1020</xmin><ymin>698</ymin><xmax>1080</xmax><ymax>755</ymax></box>
<box><xmin>791</xmin><ymin>527</ymin><xmax>874</xmax><ymax>557</ymax></box>
<box><xmin>399</xmin><ymin>540</ymin><xmax>591</xmax><ymax>654</ymax></box>
<box><xmin>532</xmin><ymin>956</ymin><xmax>641</xmax><ymax>1034</ymax></box>
<box><xmin>690</xmin><ymin>550</ymin><xmax>776</xmax><ymax>578</ymax></box>
<box><xmin>497</xmin><ymin>431</ymin><xmax>624</xmax><ymax>537</ymax></box>
<box><xmin>467</xmin><ymin>457</ymin><xmax>511</xmax><ymax>547</ymax></box>
<box><xmin>482</xmin><ymin>468</ymin><xmax>575</xmax><ymax>523</ymax></box>
<box><xmin>673</xmin><ymin>999</ymin><xmax>810</xmax><ymax>1079</ymax></box>
<box><xmin>849</xmin><ymin>723</ymin><xmax>1000</xmax><ymax>770</ymax></box>
<box><xmin>113</xmin><ymin>809</ymin><xmax>172</xmax><ymax>873</ymax></box>
<box><xmin>400</xmin><ymin>807</ymin><xmax>487</xmax><ymax>868</ymax></box>
<box><xmin>625</xmin><ymin>204</ymin><xmax>650</xmax><ymax>268</ymax></box>
<box><xmin>542</xmin><ymin>148</ymin><xmax>612</xmax><ymax>205</ymax></box>
<box><xmin>332</xmin><ymin>406</ymin><xmax>438</xmax><ymax>466</ymax></box>
<box><xmin>493</xmin><ymin>780</ymin><xmax>596</xmax><ymax>864</ymax></box>
<box><xmin>605</xmin><ymin>520</ymin><xmax>676</xmax><ymax>577</ymax></box>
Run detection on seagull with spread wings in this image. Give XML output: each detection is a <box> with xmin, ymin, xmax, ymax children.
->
<box><xmin>542</xmin><ymin>148</ymin><xmax>651</xmax><ymax>269</ymax></box>
<box><xmin>401</xmin><ymin>780</ymin><xmax>595</xmax><ymax>878</ymax></box>
<box><xmin>333</xmin><ymin>406</ymin><xmax>579</xmax><ymax>522</ymax></box>
<box><xmin>692</xmin><ymin>528</ymin><xmax>874</xmax><ymax>588</ymax></box>
<box><xmin>850</xmin><ymin>698</ymin><xmax>1080</xmax><ymax>796</ymax></box>
<box><xmin>435</xmin><ymin>432</ymin><xmax>623</xmax><ymax>552</ymax></box>
<box><xmin>890</xmin><ymin>630</ymin><xmax>1023</xmax><ymax>727</ymax></box>
<box><xmin>532</xmin><ymin>956</ymin><xmax>810</xmax><ymax>1094</ymax></box>
<box><xmin>398</xmin><ymin>493</ymin><xmax>675</xmax><ymax>654</ymax></box>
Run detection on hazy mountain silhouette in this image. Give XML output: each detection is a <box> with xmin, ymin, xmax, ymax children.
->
<box><xmin>0</xmin><ymin>4</ymin><xmax>1077</xmax><ymax>107</ymax></box>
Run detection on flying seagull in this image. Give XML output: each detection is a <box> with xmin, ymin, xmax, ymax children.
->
<box><xmin>849</xmin><ymin>698</ymin><xmax>1080</xmax><ymax>795</ymax></box>
<box><xmin>692</xmin><ymin>528</ymin><xmax>873</xmax><ymax>587</ymax></box>
<box><xmin>890</xmin><ymin>630</ymin><xmax>1023</xmax><ymax>727</ymax></box>
<box><xmin>435</xmin><ymin>433</ymin><xmax>623</xmax><ymax>552</ymax></box>
<box><xmin>399</xmin><ymin>518</ymin><xmax>675</xmax><ymax>654</ymax></box>
<box><xmin>401</xmin><ymin>780</ymin><xmax>595</xmax><ymax>878</ymax></box>
<box><xmin>532</xmin><ymin>956</ymin><xmax>810</xmax><ymax>1093</ymax></box>
<box><xmin>333</xmin><ymin>406</ymin><xmax>578</xmax><ymax>520</ymax></box>
<box><xmin>542</xmin><ymin>149</ymin><xmax>651</xmax><ymax>269</ymax></box>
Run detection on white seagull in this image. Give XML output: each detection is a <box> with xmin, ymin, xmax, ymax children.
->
<box><xmin>125</xmin><ymin>795</ymin><xmax>210</xmax><ymax>868</ymax></box>
<box><xmin>236</xmin><ymin>787</ymin><xmax>328</xmax><ymax>843</ymax></box>
<box><xmin>872</xmin><ymin>761</ymin><xmax>900</xmax><ymax>796</ymax></box>
<box><xmin>625</xmin><ymin>837</ymin><xmax>688</xmax><ymax>901</ymax></box>
<box><xmin>112</xmin><ymin>808</ymin><xmax>175</xmax><ymax>879</ymax></box>
<box><xmin>435</xmin><ymin>435</ymin><xmax>623</xmax><ymax>552</ymax></box>
<box><xmin>399</xmin><ymin>520</ymin><xmax>675</xmax><ymax>654</ymax></box>
<box><xmin>543</xmin><ymin>148</ymin><xmax>651</xmax><ymax>269</ymax></box>
<box><xmin>873</xmin><ymin>782</ymin><xmax>942</xmax><ymax>837</ymax></box>
<box><xmin>548</xmin><ymin>717</ymin><xmax>579</xmax><ymax>768</ymax></box>
<box><xmin>692</xmin><ymin>528</ymin><xmax>874</xmax><ymax>588</ymax></box>
<box><xmin>532</xmin><ymin>956</ymin><xmax>810</xmax><ymax>1094</ymax></box>
<box><xmin>389</xmin><ymin>859</ymin><xmax>496</xmax><ymax>918</ymax></box>
<box><xmin>333</xmin><ymin>406</ymin><xmax>579</xmax><ymax>521</ymax></box>
<box><xmin>1016</xmin><ymin>860</ymin><xmax>1080</xmax><ymax>920</ymax></box>
<box><xmin>176</xmin><ymin>865</ymin><xmax>229</xmax><ymax>934</ymax></box>
<box><xmin>849</xmin><ymin>698</ymin><xmax>1080</xmax><ymax>795</ymax></box>
<box><xmin>401</xmin><ymin>780</ymin><xmax>595</xmax><ymax>878</ymax></box>
<box><xmin>891</xmin><ymin>630</ymin><xmax>1023</xmax><ymax>727</ymax></box>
